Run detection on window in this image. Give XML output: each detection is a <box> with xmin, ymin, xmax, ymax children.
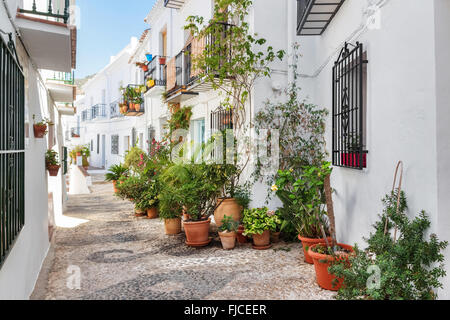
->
<box><xmin>1</xmin><ymin>36</ymin><xmax>25</xmax><ymax>267</ymax></box>
<box><xmin>111</xmin><ymin>135</ymin><xmax>119</xmax><ymax>155</ymax></box>
<box><xmin>97</xmin><ymin>134</ymin><xmax>100</xmax><ymax>154</ymax></box>
<box><xmin>332</xmin><ymin>42</ymin><xmax>368</xmax><ymax>169</ymax></box>
<box><xmin>211</xmin><ymin>106</ymin><xmax>233</xmax><ymax>132</ymax></box>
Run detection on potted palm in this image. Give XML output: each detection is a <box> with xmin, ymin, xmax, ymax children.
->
<box><xmin>242</xmin><ymin>207</ymin><xmax>280</xmax><ymax>250</ymax></box>
<box><xmin>45</xmin><ymin>149</ymin><xmax>60</xmax><ymax>177</ymax></box>
<box><xmin>33</xmin><ymin>115</ymin><xmax>53</xmax><ymax>138</ymax></box>
<box><xmin>274</xmin><ymin>163</ymin><xmax>332</xmax><ymax>264</ymax></box>
<box><xmin>218</xmin><ymin>215</ymin><xmax>239</xmax><ymax>250</ymax></box>
<box><xmin>105</xmin><ymin>163</ymin><xmax>128</xmax><ymax>193</ymax></box>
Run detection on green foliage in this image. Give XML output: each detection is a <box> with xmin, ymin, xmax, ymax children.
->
<box><xmin>329</xmin><ymin>190</ymin><xmax>448</xmax><ymax>300</ymax></box>
<box><xmin>219</xmin><ymin>215</ymin><xmax>240</xmax><ymax>233</ymax></box>
<box><xmin>159</xmin><ymin>163</ymin><xmax>233</xmax><ymax>221</ymax></box>
<box><xmin>33</xmin><ymin>114</ymin><xmax>53</xmax><ymax>126</ymax></box>
<box><xmin>274</xmin><ymin>162</ymin><xmax>332</xmax><ymax>239</ymax></box>
<box><xmin>115</xmin><ymin>175</ymin><xmax>147</xmax><ymax>204</ymax></box>
<box><xmin>242</xmin><ymin>207</ymin><xmax>281</xmax><ymax>236</ymax></box>
<box><xmin>45</xmin><ymin>149</ymin><xmax>59</xmax><ymax>166</ymax></box>
<box><xmin>233</xmin><ymin>183</ymin><xmax>251</xmax><ymax>210</ymax></box>
<box><xmin>124</xmin><ymin>146</ymin><xmax>148</xmax><ymax>173</ymax></box>
<box><xmin>121</xmin><ymin>85</ymin><xmax>144</xmax><ymax>104</ymax></box>
<box><xmin>105</xmin><ymin>163</ymin><xmax>128</xmax><ymax>182</ymax></box>
<box><xmin>167</xmin><ymin>106</ymin><xmax>193</xmax><ymax>133</ymax></box>
<box><xmin>135</xmin><ymin>177</ymin><xmax>159</xmax><ymax>210</ymax></box>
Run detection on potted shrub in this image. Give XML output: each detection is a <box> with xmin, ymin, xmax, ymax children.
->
<box><xmin>115</xmin><ymin>175</ymin><xmax>148</xmax><ymax>216</ymax></box>
<box><xmin>81</xmin><ymin>145</ymin><xmax>90</xmax><ymax>170</ymax></box>
<box><xmin>274</xmin><ymin>163</ymin><xmax>333</xmax><ymax>264</ymax></box>
<box><xmin>33</xmin><ymin>115</ymin><xmax>53</xmax><ymax>138</ymax></box>
<box><xmin>159</xmin><ymin>190</ymin><xmax>182</xmax><ymax>235</ymax></box>
<box><xmin>137</xmin><ymin>180</ymin><xmax>159</xmax><ymax>219</ymax></box>
<box><xmin>45</xmin><ymin>149</ymin><xmax>60</xmax><ymax>177</ymax></box>
<box><xmin>218</xmin><ymin>215</ymin><xmax>239</xmax><ymax>250</ymax></box>
<box><xmin>270</xmin><ymin>210</ymin><xmax>283</xmax><ymax>243</ymax></box>
<box><xmin>105</xmin><ymin>164</ymin><xmax>128</xmax><ymax>193</ymax></box>
<box><xmin>242</xmin><ymin>207</ymin><xmax>280</xmax><ymax>250</ymax></box>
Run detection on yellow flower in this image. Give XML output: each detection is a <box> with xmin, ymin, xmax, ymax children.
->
<box><xmin>271</xmin><ymin>184</ymin><xmax>278</xmax><ymax>192</ymax></box>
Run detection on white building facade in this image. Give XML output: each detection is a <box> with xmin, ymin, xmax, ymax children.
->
<box><xmin>0</xmin><ymin>0</ymin><xmax>76</xmax><ymax>299</ymax></box>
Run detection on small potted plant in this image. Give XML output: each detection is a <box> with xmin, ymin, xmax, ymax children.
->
<box><xmin>115</xmin><ymin>175</ymin><xmax>148</xmax><ymax>217</ymax></box>
<box><xmin>45</xmin><ymin>149</ymin><xmax>60</xmax><ymax>176</ymax></box>
<box><xmin>242</xmin><ymin>207</ymin><xmax>280</xmax><ymax>250</ymax></box>
<box><xmin>33</xmin><ymin>115</ymin><xmax>53</xmax><ymax>138</ymax></box>
<box><xmin>136</xmin><ymin>62</ymin><xmax>149</xmax><ymax>72</ymax></box>
<box><xmin>159</xmin><ymin>56</ymin><xmax>166</xmax><ymax>65</ymax></box>
<box><xmin>105</xmin><ymin>163</ymin><xmax>128</xmax><ymax>193</ymax></box>
<box><xmin>159</xmin><ymin>190</ymin><xmax>182</xmax><ymax>235</ymax></box>
<box><xmin>270</xmin><ymin>210</ymin><xmax>283</xmax><ymax>243</ymax></box>
<box><xmin>218</xmin><ymin>215</ymin><xmax>239</xmax><ymax>250</ymax></box>
<box><xmin>138</xmin><ymin>179</ymin><xmax>159</xmax><ymax>219</ymax></box>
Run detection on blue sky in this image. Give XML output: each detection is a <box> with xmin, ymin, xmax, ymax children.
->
<box><xmin>76</xmin><ymin>0</ymin><xmax>156</xmax><ymax>79</ymax></box>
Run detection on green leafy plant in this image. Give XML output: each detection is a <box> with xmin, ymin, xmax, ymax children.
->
<box><xmin>219</xmin><ymin>215</ymin><xmax>240</xmax><ymax>233</ymax></box>
<box><xmin>124</xmin><ymin>146</ymin><xmax>148</xmax><ymax>173</ymax></box>
<box><xmin>273</xmin><ymin>162</ymin><xmax>332</xmax><ymax>239</ymax></box>
<box><xmin>329</xmin><ymin>190</ymin><xmax>448</xmax><ymax>300</ymax></box>
<box><xmin>242</xmin><ymin>207</ymin><xmax>281</xmax><ymax>236</ymax></box>
<box><xmin>45</xmin><ymin>149</ymin><xmax>60</xmax><ymax>166</ymax></box>
<box><xmin>233</xmin><ymin>183</ymin><xmax>251</xmax><ymax>210</ymax></box>
<box><xmin>115</xmin><ymin>175</ymin><xmax>148</xmax><ymax>203</ymax></box>
<box><xmin>135</xmin><ymin>178</ymin><xmax>159</xmax><ymax>210</ymax></box>
<box><xmin>105</xmin><ymin>164</ymin><xmax>128</xmax><ymax>182</ymax></box>
<box><xmin>33</xmin><ymin>114</ymin><xmax>54</xmax><ymax>127</ymax></box>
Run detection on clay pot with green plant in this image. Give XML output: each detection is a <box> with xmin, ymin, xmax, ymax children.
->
<box><xmin>45</xmin><ymin>149</ymin><xmax>60</xmax><ymax>177</ymax></box>
<box><xmin>274</xmin><ymin>162</ymin><xmax>333</xmax><ymax>263</ymax></box>
<box><xmin>115</xmin><ymin>175</ymin><xmax>148</xmax><ymax>215</ymax></box>
<box><xmin>105</xmin><ymin>163</ymin><xmax>128</xmax><ymax>193</ymax></box>
<box><xmin>33</xmin><ymin>115</ymin><xmax>53</xmax><ymax>138</ymax></box>
<box><xmin>218</xmin><ymin>215</ymin><xmax>239</xmax><ymax>250</ymax></box>
<box><xmin>242</xmin><ymin>207</ymin><xmax>281</xmax><ymax>250</ymax></box>
<box><xmin>270</xmin><ymin>210</ymin><xmax>283</xmax><ymax>243</ymax></box>
<box><xmin>214</xmin><ymin>183</ymin><xmax>249</xmax><ymax>228</ymax></box>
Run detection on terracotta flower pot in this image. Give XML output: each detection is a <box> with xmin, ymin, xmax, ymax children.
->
<box><xmin>112</xmin><ymin>180</ymin><xmax>118</xmax><ymax>193</ymax></box>
<box><xmin>147</xmin><ymin>207</ymin><xmax>159</xmax><ymax>219</ymax></box>
<box><xmin>33</xmin><ymin>124</ymin><xmax>47</xmax><ymax>138</ymax></box>
<box><xmin>252</xmin><ymin>230</ymin><xmax>270</xmax><ymax>248</ymax></box>
<box><xmin>76</xmin><ymin>152</ymin><xmax>82</xmax><ymax>157</ymax></box>
<box><xmin>298</xmin><ymin>235</ymin><xmax>333</xmax><ymax>264</ymax></box>
<box><xmin>214</xmin><ymin>198</ymin><xmax>242</xmax><ymax>228</ymax></box>
<box><xmin>236</xmin><ymin>225</ymin><xmax>248</xmax><ymax>244</ymax></box>
<box><xmin>159</xmin><ymin>57</ymin><xmax>166</xmax><ymax>65</ymax></box>
<box><xmin>135</xmin><ymin>104</ymin><xmax>141</xmax><ymax>112</ymax></box>
<box><xmin>142</xmin><ymin>65</ymin><xmax>149</xmax><ymax>72</ymax></box>
<box><xmin>271</xmin><ymin>231</ymin><xmax>281</xmax><ymax>243</ymax></box>
<box><xmin>219</xmin><ymin>231</ymin><xmax>236</xmax><ymax>250</ymax></box>
<box><xmin>184</xmin><ymin>218</ymin><xmax>211</xmax><ymax>247</ymax></box>
<box><xmin>135</xmin><ymin>207</ymin><xmax>146</xmax><ymax>217</ymax></box>
<box><xmin>47</xmin><ymin>164</ymin><xmax>60</xmax><ymax>177</ymax></box>
<box><xmin>308</xmin><ymin>243</ymin><xmax>354</xmax><ymax>291</ymax></box>
<box><xmin>164</xmin><ymin>217</ymin><xmax>181</xmax><ymax>235</ymax></box>
<box><xmin>128</xmin><ymin>102</ymin><xmax>135</xmax><ymax>111</ymax></box>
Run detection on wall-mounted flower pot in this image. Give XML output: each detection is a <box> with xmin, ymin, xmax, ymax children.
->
<box><xmin>147</xmin><ymin>79</ymin><xmax>155</xmax><ymax>88</ymax></box>
<box><xmin>33</xmin><ymin>124</ymin><xmax>47</xmax><ymax>138</ymax></box>
<box><xmin>298</xmin><ymin>235</ymin><xmax>333</xmax><ymax>264</ymax></box>
<box><xmin>184</xmin><ymin>218</ymin><xmax>211</xmax><ymax>247</ymax></box>
<box><xmin>145</xmin><ymin>54</ymin><xmax>153</xmax><ymax>62</ymax></box>
<box><xmin>147</xmin><ymin>207</ymin><xmax>159</xmax><ymax>219</ymax></box>
<box><xmin>159</xmin><ymin>57</ymin><xmax>166</xmax><ymax>65</ymax></box>
<box><xmin>341</xmin><ymin>153</ymin><xmax>367</xmax><ymax>168</ymax></box>
<box><xmin>308</xmin><ymin>243</ymin><xmax>354</xmax><ymax>291</ymax></box>
<box><xmin>164</xmin><ymin>217</ymin><xmax>181</xmax><ymax>235</ymax></box>
<box><xmin>219</xmin><ymin>231</ymin><xmax>236</xmax><ymax>250</ymax></box>
<box><xmin>47</xmin><ymin>164</ymin><xmax>60</xmax><ymax>177</ymax></box>
<box><xmin>142</xmin><ymin>65</ymin><xmax>149</xmax><ymax>72</ymax></box>
<box><xmin>252</xmin><ymin>230</ymin><xmax>271</xmax><ymax>250</ymax></box>
<box><xmin>214</xmin><ymin>198</ymin><xmax>242</xmax><ymax>228</ymax></box>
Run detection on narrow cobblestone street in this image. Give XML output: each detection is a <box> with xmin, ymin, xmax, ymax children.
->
<box><xmin>35</xmin><ymin>175</ymin><xmax>335</xmax><ymax>300</ymax></box>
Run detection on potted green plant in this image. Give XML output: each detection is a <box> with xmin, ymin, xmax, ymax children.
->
<box><xmin>242</xmin><ymin>207</ymin><xmax>280</xmax><ymax>250</ymax></box>
<box><xmin>137</xmin><ymin>179</ymin><xmax>159</xmax><ymax>219</ymax></box>
<box><xmin>81</xmin><ymin>145</ymin><xmax>91</xmax><ymax>170</ymax></box>
<box><xmin>270</xmin><ymin>210</ymin><xmax>283</xmax><ymax>243</ymax></box>
<box><xmin>33</xmin><ymin>115</ymin><xmax>53</xmax><ymax>138</ymax></box>
<box><xmin>105</xmin><ymin>164</ymin><xmax>128</xmax><ymax>193</ymax></box>
<box><xmin>158</xmin><ymin>189</ymin><xmax>182</xmax><ymax>235</ymax></box>
<box><xmin>274</xmin><ymin>162</ymin><xmax>333</xmax><ymax>263</ymax></box>
<box><xmin>218</xmin><ymin>215</ymin><xmax>239</xmax><ymax>250</ymax></box>
<box><xmin>45</xmin><ymin>149</ymin><xmax>60</xmax><ymax>176</ymax></box>
<box><xmin>115</xmin><ymin>175</ymin><xmax>148</xmax><ymax>216</ymax></box>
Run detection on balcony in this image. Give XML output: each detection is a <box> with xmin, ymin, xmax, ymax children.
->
<box><xmin>296</xmin><ymin>0</ymin><xmax>346</xmax><ymax>36</ymax></box>
<box><xmin>143</xmin><ymin>55</ymin><xmax>167</xmax><ymax>96</ymax></box>
<box><xmin>46</xmin><ymin>71</ymin><xmax>76</xmax><ymax>103</ymax></box>
<box><xmin>119</xmin><ymin>85</ymin><xmax>145</xmax><ymax>117</ymax></box>
<box><xmin>110</xmin><ymin>100</ymin><xmax>124</xmax><ymax>119</ymax></box>
<box><xmin>81</xmin><ymin>110</ymin><xmax>90</xmax><ymax>122</ymax></box>
<box><xmin>164</xmin><ymin>0</ymin><xmax>185</xmax><ymax>9</ymax></box>
<box><xmin>16</xmin><ymin>0</ymin><xmax>76</xmax><ymax>72</ymax></box>
<box><xmin>164</xmin><ymin>23</ymin><xmax>233</xmax><ymax>103</ymax></box>
<box><xmin>91</xmin><ymin>104</ymin><xmax>107</xmax><ymax>120</ymax></box>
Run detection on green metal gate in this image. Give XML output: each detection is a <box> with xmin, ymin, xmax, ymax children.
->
<box><xmin>0</xmin><ymin>35</ymin><xmax>25</xmax><ymax>268</ymax></box>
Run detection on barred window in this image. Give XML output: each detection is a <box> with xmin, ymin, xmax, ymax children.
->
<box><xmin>111</xmin><ymin>135</ymin><xmax>119</xmax><ymax>155</ymax></box>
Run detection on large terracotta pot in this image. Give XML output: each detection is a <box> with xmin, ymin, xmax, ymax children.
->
<box><xmin>252</xmin><ymin>230</ymin><xmax>270</xmax><ymax>247</ymax></box>
<box><xmin>309</xmin><ymin>243</ymin><xmax>354</xmax><ymax>291</ymax></box>
<box><xmin>47</xmin><ymin>164</ymin><xmax>60</xmax><ymax>177</ymax></box>
<box><xmin>184</xmin><ymin>219</ymin><xmax>211</xmax><ymax>247</ymax></box>
<box><xmin>214</xmin><ymin>198</ymin><xmax>242</xmax><ymax>227</ymax></box>
<box><xmin>164</xmin><ymin>218</ymin><xmax>181</xmax><ymax>235</ymax></box>
<box><xmin>219</xmin><ymin>231</ymin><xmax>236</xmax><ymax>250</ymax></box>
<box><xmin>147</xmin><ymin>207</ymin><xmax>159</xmax><ymax>219</ymax></box>
<box><xmin>298</xmin><ymin>235</ymin><xmax>333</xmax><ymax>264</ymax></box>
<box><xmin>33</xmin><ymin>124</ymin><xmax>47</xmax><ymax>138</ymax></box>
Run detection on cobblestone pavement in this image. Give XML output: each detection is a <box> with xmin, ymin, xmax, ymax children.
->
<box><xmin>39</xmin><ymin>176</ymin><xmax>335</xmax><ymax>300</ymax></box>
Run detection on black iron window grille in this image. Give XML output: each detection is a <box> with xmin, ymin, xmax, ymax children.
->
<box><xmin>1</xmin><ymin>35</ymin><xmax>25</xmax><ymax>268</ymax></box>
<box><xmin>210</xmin><ymin>106</ymin><xmax>233</xmax><ymax>132</ymax></box>
<box><xmin>111</xmin><ymin>135</ymin><xmax>119</xmax><ymax>155</ymax></box>
<box><xmin>332</xmin><ymin>42</ymin><xmax>368</xmax><ymax>170</ymax></box>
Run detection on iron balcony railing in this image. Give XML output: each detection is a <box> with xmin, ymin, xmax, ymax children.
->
<box><xmin>81</xmin><ymin>109</ymin><xmax>90</xmax><ymax>122</ymax></box>
<box><xmin>19</xmin><ymin>0</ymin><xmax>71</xmax><ymax>24</ymax></box>
<box><xmin>91</xmin><ymin>104</ymin><xmax>107</xmax><ymax>120</ymax></box>
<box><xmin>47</xmin><ymin>71</ymin><xmax>74</xmax><ymax>85</ymax></box>
<box><xmin>110</xmin><ymin>100</ymin><xmax>124</xmax><ymax>119</ymax></box>
<box><xmin>144</xmin><ymin>55</ymin><xmax>167</xmax><ymax>90</ymax></box>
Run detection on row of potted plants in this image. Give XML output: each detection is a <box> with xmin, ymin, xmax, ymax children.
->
<box><xmin>119</xmin><ymin>86</ymin><xmax>146</xmax><ymax>114</ymax></box>
<box><xmin>69</xmin><ymin>145</ymin><xmax>90</xmax><ymax>169</ymax></box>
